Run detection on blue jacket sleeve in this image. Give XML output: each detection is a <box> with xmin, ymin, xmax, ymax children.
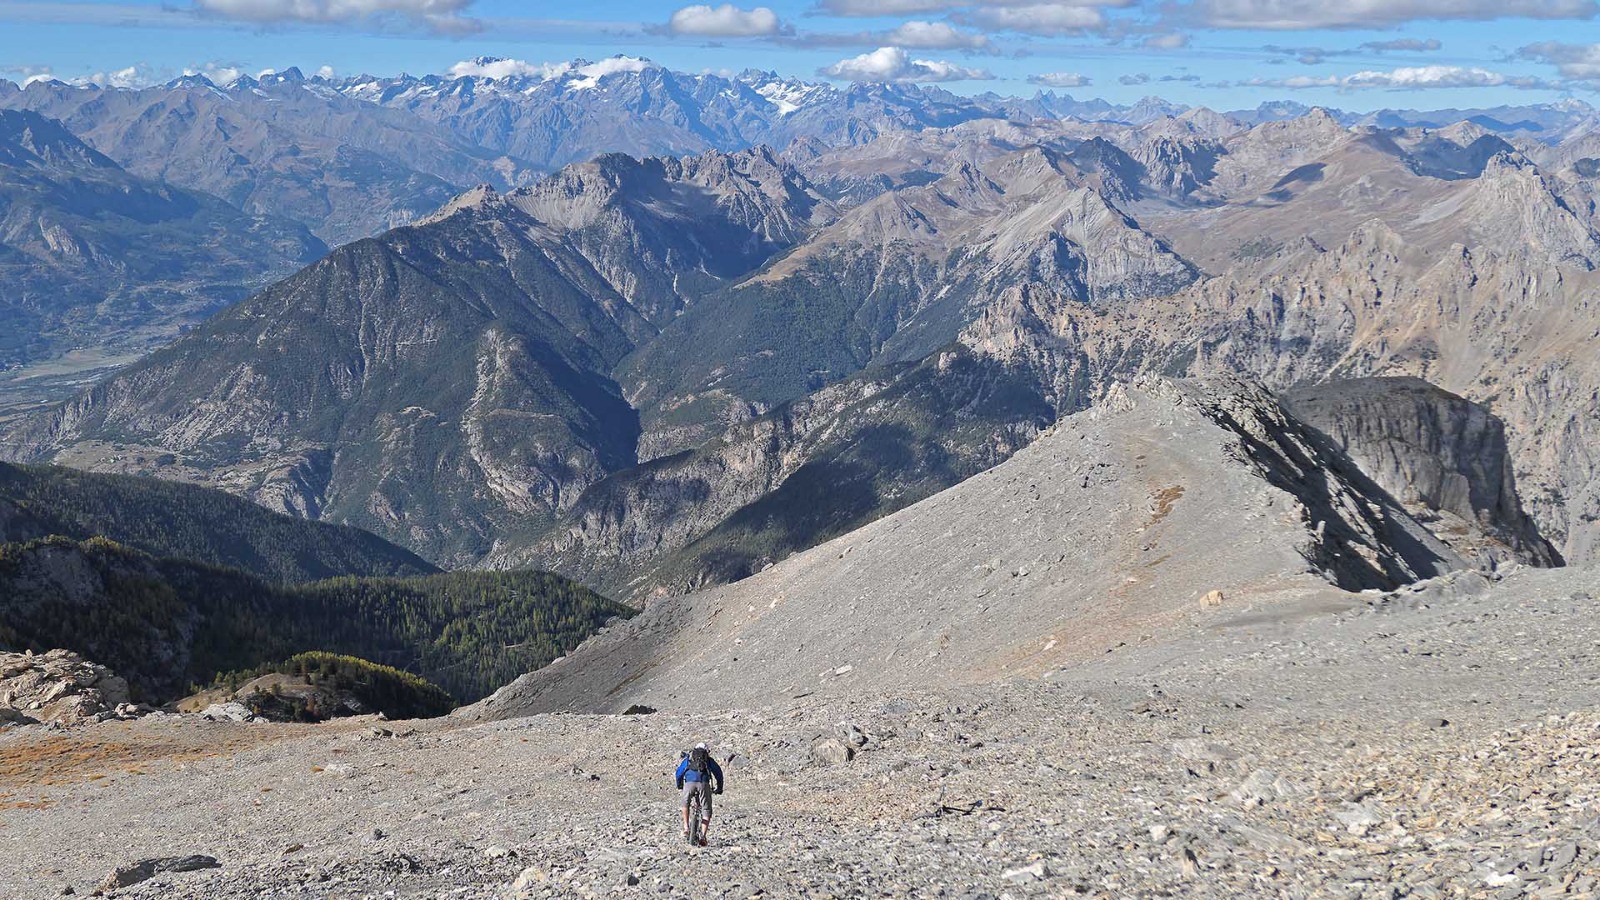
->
<box><xmin>674</xmin><ymin>758</ymin><xmax>688</xmax><ymax>786</ymax></box>
<box><xmin>710</xmin><ymin>758</ymin><xmax>724</xmax><ymax>791</ymax></box>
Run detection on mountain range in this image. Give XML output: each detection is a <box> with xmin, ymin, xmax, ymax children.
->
<box><xmin>6</xmin><ymin>94</ymin><xmax>1596</xmax><ymax>599</ymax></box>
<box><xmin>2</xmin><ymin>59</ymin><xmax>1597</xmax><ymax>410</ymax></box>
<box><xmin>0</xmin><ymin>108</ymin><xmax>325</xmax><ymax>405</ymax></box>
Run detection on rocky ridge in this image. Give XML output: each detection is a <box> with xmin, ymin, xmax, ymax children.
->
<box><xmin>469</xmin><ymin>378</ymin><xmax>1459</xmax><ymax>719</ymax></box>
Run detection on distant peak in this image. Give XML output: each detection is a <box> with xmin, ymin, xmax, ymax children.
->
<box><xmin>420</xmin><ymin>184</ymin><xmax>506</xmax><ymax>224</ymax></box>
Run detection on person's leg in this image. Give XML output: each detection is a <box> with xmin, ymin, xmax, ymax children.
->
<box><xmin>699</xmin><ymin>783</ymin><xmax>713</xmax><ymax>845</ymax></box>
<box><xmin>681</xmin><ymin>784</ymin><xmax>692</xmax><ymax>836</ymax></box>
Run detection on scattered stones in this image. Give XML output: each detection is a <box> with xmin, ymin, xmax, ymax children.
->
<box><xmin>6</xmin><ymin>566</ymin><xmax>1600</xmax><ymax>899</ymax></box>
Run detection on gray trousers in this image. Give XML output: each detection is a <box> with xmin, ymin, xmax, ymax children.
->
<box><xmin>681</xmin><ymin>780</ymin><xmax>713</xmax><ymax>819</ymax></box>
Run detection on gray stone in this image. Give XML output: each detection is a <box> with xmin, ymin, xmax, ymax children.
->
<box><xmin>810</xmin><ymin>738</ymin><xmax>854</xmax><ymax>766</ymax></box>
<box><xmin>96</xmin><ymin>856</ymin><xmax>219</xmax><ymax>892</ymax></box>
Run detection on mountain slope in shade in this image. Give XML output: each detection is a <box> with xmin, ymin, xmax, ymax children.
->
<box><xmin>0</xmin><ymin>109</ymin><xmax>325</xmax><ymax>388</ymax></box>
<box><xmin>0</xmin><ymin>461</ymin><xmax>436</xmax><ymax>583</ymax></box>
<box><xmin>1281</xmin><ymin>377</ymin><xmax>1559</xmax><ymax>570</ymax></box>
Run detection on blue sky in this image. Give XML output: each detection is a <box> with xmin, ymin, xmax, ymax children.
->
<box><xmin>1</xmin><ymin>1</ymin><xmax>1597</xmax><ymax>110</ymax></box>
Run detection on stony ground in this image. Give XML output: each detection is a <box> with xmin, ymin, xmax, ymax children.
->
<box><xmin>1</xmin><ymin>564</ymin><xmax>1596</xmax><ymax>898</ymax></box>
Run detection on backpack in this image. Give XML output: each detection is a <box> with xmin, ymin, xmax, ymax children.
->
<box><xmin>688</xmin><ymin>746</ymin><xmax>710</xmax><ymax>777</ymax></box>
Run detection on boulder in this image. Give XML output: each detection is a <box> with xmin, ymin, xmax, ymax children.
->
<box><xmin>810</xmin><ymin>738</ymin><xmax>855</xmax><ymax>766</ymax></box>
<box><xmin>95</xmin><ymin>855</ymin><xmax>219</xmax><ymax>892</ymax></box>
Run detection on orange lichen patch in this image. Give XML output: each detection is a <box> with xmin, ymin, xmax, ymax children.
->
<box><xmin>1148</xmin><ymin>484</ymin><xmax>1185</xmax><ymax>526</ymax></box>
<box><xmin>0</xmin><ymin>721</ymin><xmax>340</xmax><ymax>792</ymax></box>
<box><xmin>1</xmin><ymin>798</ymin><xmax>57</xmax><ymax>810</ymax></box>
<box><xmin>0</xmin><ymin>737</ymin><xmax>193</xmax><ymax>787</ymax></box>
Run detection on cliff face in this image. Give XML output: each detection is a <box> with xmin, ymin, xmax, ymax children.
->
<box><xmin>1282</xmin><ymin>377</ymin><xmax>1560</xmax><ymax>570</ymax></box>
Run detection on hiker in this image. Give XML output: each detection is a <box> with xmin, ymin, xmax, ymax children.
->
<box><xmin>675</xmin><ymin>742</ymin><xmax>724</xmax><ymax>846</ymax></box>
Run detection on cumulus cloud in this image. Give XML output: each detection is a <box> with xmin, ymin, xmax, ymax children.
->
<box><xmin>193</xmin><ymin>0</ymin><xmax>477</xmax><ymax>33</ymax></box>
<box><xmin>957</xmin><ymin>3</ymin><xmax>1109</xmax><ymax>35</ymax></box>
<box><xmin>1028</xmin><ymin>71</ymin><xmax>1092</xmax><ymax>87</ymax></box>
<box><xmin>783</xmin><ymin>19</ymin><xmax>993</xmax><ymax>50</ymax></box>
<box><xmin>1118</xmin><ymin>72</ymin><xmax>1151</xmax><ymax>85</ymax></box>
<box><xmin>447</xmin><ymin>57</ymin><xmax>573</xmax><ymax>80</ymax></box>
<box><xmin>817</xmin><ymin>0</ymin><xmax>969</xmax><ymax>14</ymax></box>
<box><xmin>666</xmin><ymin>4</ymin><xmax>784</xmax><ymax>37</ymax></box>
<box><xmin>819</xmin><ymin>46</ymin><xmax>993</xmax><ymax>82</ymax></box>
<box><xmin>1249</xmin><ymin>64</ymin><xmax>1555</xmax><ymax>90</ymax></box>
<box><xmin>1191</xmin><ymin>0</ymin><xmax>1595</xmax><ymax>29</ymax></box>
<box><xmin>1519</xmin><ymin>42</ymin><xmax>1600</xmax><ymax>80</ymax></box>
<box><xmin>886</xmin><ymin>20</ymin><xmax>993</xmax><ymax>49</ymax></box>
<box><xmin>63</xmin><ymin>64</ymin><xmax>158</xmax><ymax>88</ymax></box>
<box><xmin>182</xmin><ymin>61</ymin><xmax>248</xmax><ymax>84</ymax></box>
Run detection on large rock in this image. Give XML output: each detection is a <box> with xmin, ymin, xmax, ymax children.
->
<box><xmin>0</xmin><ymin>649</ymin><xmax>134</xmax><ymax>726</ymax></box>
<box><xmin>95</xmin><ymin>855</ymin><xmax>219</xmax><ymax>892</ymax></box>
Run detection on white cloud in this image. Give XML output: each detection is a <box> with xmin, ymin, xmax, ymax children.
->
<box><xmin>193</xmin><ymin>0</ymin><xmax>477</xmax><ymax>33</ymax></box>
<box><xmin>819</xmin><ymin>46</ymin><xmax>993</xmax><ymax>82</ymax></box>
<box><xmin>316</xmin><ymin>65</ymin><xmax>337</xmax><ymax>78</ymax></box>
<box><xmin>79</xmin><ymin>65</ymin><xmax>153</xmax><ymax>87</ymax></box>
<box><xmin>182</xmin><ymin>62</ymin><xmax>247</xmax><ymax>84</ymax></box>
<box><xmin>818</xmin><ymin>0</ymin><xmax>1133</xmax><ymax>25</ymax></box>
<box><xmin>567</xmin><ymin>57</ymin><xmax>656</xmax><ymax>90</ymax></box>
<box><xmin>447</xmin><ymin>57</ymin><xmax>573</xmax><ymax>81</ymax></box>
<box><xmin>959</xmin><ymin>3</ymin><xmax>1109</xmax><ymax>35</ymax></box>
<box><xmin>8</xmin><ymin>63</ymin><xmax>159</xmax><ymax>88</ymax></box>
<box><xmin>1249</xmin><ymin>64</ymin><xmax>1556</xmax><ymax>90</ymax></box>
<box><xmin>885</xmin><ymin>20</ymin><xmax>992</xmax><ymax>49</ymax></box>
<box><xmin>1143</xmin><ymin>32</ymin><xmax>1190</xmax><ymax>48</ymax></box>
<box><xmin>1361</xmin><ymin>38</ymin><xmax>1443</xmax><ymax>52</ymax></box>
<box><xmin>1028</xmin><ymin>71</ymin><xmax>1092</xmax><ymax>87</ymax></box>
<box><xmin>1192</xmin><ymin>0</ymin><xmax>1595</xmax><ymax>29</ymax></box>
<box><xmin>817</xmin><ymin>0</ymin><xmax>967</xmax><ymax>13</ymax></box>
<box><xmin>1519</xmin><ymin>42</ymin><xmax>1600</xmax><ymax>80</ymax></box>
<box><xmin>667</xmin><ymin>4</ymin><xmax>783</xmax><ymax>36</ymax></box>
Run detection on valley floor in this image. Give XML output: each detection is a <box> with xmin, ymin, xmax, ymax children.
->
<box><xmin>2</xmin><ymin>566</ymin><xmax>1598</xmax><ymax>899</ymax></box>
